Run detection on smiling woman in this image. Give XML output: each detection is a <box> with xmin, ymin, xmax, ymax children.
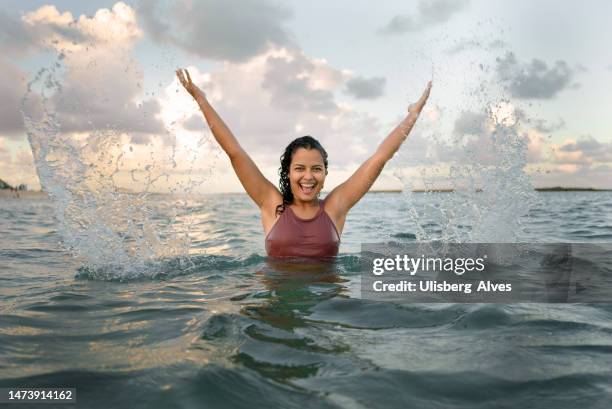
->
<box><xmin>176</xmin><ymin>68</ymin><xmax>431</xmax><ymax>258</ymax></box>
<box><xmin>266</xmin><ymin>136</ymin><xmax>340</xmax><ymax>258</ymax></box>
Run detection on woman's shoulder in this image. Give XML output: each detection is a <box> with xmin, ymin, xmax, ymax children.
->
<box><xmin>260</xmin><ymin>188</ymin><xmax>283</xmax><ymax>209</ymax></box>
<box><xmin>321</xmin><ymin>191</ymin><xmax>342</xmax><ymax>216</ymax></box>
<box><xmin>320</xmin><ymin>193</ymin><xmax>346</xmax><ymax>235</ymax></box>
<box><xmin>261</xmin><ymin>190</ymin><xmax>284</xmax><ymax>231</ymax></box>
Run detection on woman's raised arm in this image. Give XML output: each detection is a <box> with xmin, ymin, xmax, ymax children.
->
<box><xmin>176</xmin><ymin>69</ymin><xmax>280</xmax><ymax>208</ymax></box>
<box><xmin>325</xmin><ymin>81</ymin><xmax>432</xmax><ymax>222</ymax></box>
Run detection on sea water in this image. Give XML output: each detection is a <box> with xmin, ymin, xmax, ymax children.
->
<box><xmin>1</xmin><ymin>192</ymin><xmax>612</xmax><ymax>408</ymax></box>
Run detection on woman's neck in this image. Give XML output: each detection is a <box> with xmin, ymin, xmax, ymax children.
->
<box><xmin>290</xmin><ymin>197</ymin><xmax>320</xmax><ymax>211</ymax></box>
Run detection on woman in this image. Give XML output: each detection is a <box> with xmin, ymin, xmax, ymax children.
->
<box><xmin>176</xmin><ymin>69</ymin><xmax>431</xmax><ymax>259</ymax></box>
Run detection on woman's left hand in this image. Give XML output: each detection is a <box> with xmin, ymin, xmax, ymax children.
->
<box><xmin>408</xmin><ymin>81</ymin><xmax>432</xmax><ymax>117</ymax></box>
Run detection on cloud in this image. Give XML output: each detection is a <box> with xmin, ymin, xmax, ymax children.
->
<box><xmin>426</xmin><ymin>108</ymin><xmax>556</xmax><ymax>166</ymax></box>
<box><xmin>495</xmin><ymin>52</ymin><xmax>576</xmax><ymax>99</ymax></box>
<box><xmin>575</xmin><ymin>64</ymin><xmax>588</xmax><ymax>73</ymax></box>
<box><xmin>554</xmin><ymin>135</ymin><xmax>612</xmax><ymax>164</ymax></box>
<box><xmin>0</xmin><ymin>137</ymin><xmax>9</xmax><ymax>160</ymax></box>
<box><xmin>530</xmin><ymin>118</ymin><xmax>565</xmax><ymax>134</ymax></box>
<box><xmin>24</xmin><ymin>3</ymin><xmax>141</xmax><ymax>50</ymax></box>
<box><xmin>512</xmin><ymin>108</ymin><xmax>565</xmax><ymax>134</ymax></box>
<box><xmin>453</xmin><ymin>110</ymin><xmax>490</xmax><ymax>136</ymax></box>
<box><xmin>0</xmin><ymin>58</ymin><xmax>35</xmax><ymax>137</ymax></box>
<box><xmin>532</xmin><ymin>163</ymin><xmax>612</xmax><ymax>189</ymax></box>
<box><xmin>261</xmin><ymin>52</ymin><xmax>342</xmax><ymax>113</ymax></box>
<box><xmin>137</xmin><ymin>0</ymin><xmax>294</xmax><ymax>62</ymax></box>
<box><xmin>51</xmin><ymin>57</ymin><xmax>166</xmax><ymax>136</ymax></box>
<box><xmin>0</xmin><ymin>139</ymin><xmax>39</xmax><ymax>189</ymax></box>
<box><xmin>160</xmin><ymin>48</ymin><xmax>380</xmax><ymax>169</ymax></box>
<box><xmin>380</xmin><ymin>0</ymin><xmax>469</xmax><ymax>35</ymax></box>
<box><xmin>452</xmin><ymin>108</ymin><xmax>584</xmax><ymax>167</ymax></box>
<box><xmin>183</xmin><ymin>114</ymin><xmax>206</xmax><ymax>132</ymax></box>
<box><xmin>0</xmin><ymin>10</ymin><xmax>39</xmax><ymax>56</ymax></box>
<box><xmin>527</xmin><ymin>134</ymin><xmax>612</xmax><ymax>178</ymax></box>
<box><xmin>0</xmin><ymin>4</ymin><xmax>141</xmax><ymax>56</ymax></box>
<box><xmin>1</xmin><ymin>3</ymin><xmax>170</xmax><ymax>190</ymax></box>
<box><xmin>344</xmin><ymin>76</ymin><xmax>386</xmax><ymax>99</ymax></box>
<box><xmin>0</xmin><ymin>7</ymin><xmax>88</xmax><ymax>57</ymax></box>
<box><xmin>392</xmin><ymin>101</ymin><xmax>610</xmax><ymax>188</ymax></box>
<box><xmin>13</xmin><ymin>3</ymin><xmax>165</xmax><ymax>139</ymax></box>
<box><xmin>399</xmin><ymin>121</ymin><xmax>612</xmax><ymax>189</ymax></box>
<box><xmin>446</xmin><ymin>38</ymin><xmax>506</xmax><ymax>55</ymax></box>
<box><xmin>524</xmin><ymin>129</ymin><xmax>547</xmax><ymax>163</ymax></box>
<box><xmin>392</xmin><ymin>110</ymin><xmax>498</xmax><ymax>168</ymax></box>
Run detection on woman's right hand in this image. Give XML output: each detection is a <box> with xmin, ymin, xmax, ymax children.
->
<box><xmin>176</xmin><ymin>68</ymin><xmax>206</xmax><ymax>101</ymax></box>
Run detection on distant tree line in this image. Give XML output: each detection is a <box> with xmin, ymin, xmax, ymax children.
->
<box><xmin>0</xmin><ymin>178</ymin><xmax>27</xmax><ymax>191</ymax></box>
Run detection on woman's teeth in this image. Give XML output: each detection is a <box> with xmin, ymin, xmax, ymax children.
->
<box><xmin>300</xmin><ymin>183</ymin><xmax>315</xmax><ymax>194</ymax></box>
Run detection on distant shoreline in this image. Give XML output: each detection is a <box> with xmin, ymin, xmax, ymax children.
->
<box><xmin>1</xmin><ymin>187</ymin><xmax>611</xmax><ymax>199</ymax></box>
<box><xmin>367</xmin><ymin>187</ymin><xmax>612</xmax><ymax>193</ymax></box>
<box><xmin>0</xmin><ymin>190</ymin><xmax>48</xmax><ymax>198</ymax></box>
<box><xmin>533</xmin><ymin>187</ymin><xmax>612</xmax><ymax>192</ymax></box>
<box><xmin>408</xmin><ymin>187</ymin><xmax>612</xmax><ymax>193</ymax></box>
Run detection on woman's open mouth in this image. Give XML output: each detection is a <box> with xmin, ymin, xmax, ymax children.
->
<box><xmin>299</xmin><ymin>182</ymin><xmax>315</xmax><ymax>194</ymax></box>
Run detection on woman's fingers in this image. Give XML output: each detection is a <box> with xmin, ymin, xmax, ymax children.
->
<box><xmin>176</xmin><ymin>68</ymin><xmax>204</xmax><ymax>99</ymax></box>
<box><xmin>176</xmin><ymin>69</ymin><xmax>190</xmax><ymax>90</ymax></box>
<box><xmin>176</xmin><ymin>69</ymin><xmax>184</xmax><ymax>86</ymax></box>
<box><xmin>418</xmin><ymin>81</ymin><xmax>432</xmax><ymax>105</ymax></box>
<box><xmin>413</xmin><ymin>81</ymin><xmax>432</xmax><ymax>111</ymax></box>
<box><xmin>407</xmin><ymin>81</ymin><xmax>432</xmax><ymax>115</ymax></box>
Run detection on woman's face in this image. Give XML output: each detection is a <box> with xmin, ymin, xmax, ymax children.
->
<box><xmin>289</xmin><ymin>147</ymin><xmax>326</xmax><ymax>203</ymax></box>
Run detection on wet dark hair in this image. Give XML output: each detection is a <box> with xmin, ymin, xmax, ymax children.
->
<box><xmin>276</xmin><ymin>135</ymin><xmax>328</xmax><ymax>215</ymax></box>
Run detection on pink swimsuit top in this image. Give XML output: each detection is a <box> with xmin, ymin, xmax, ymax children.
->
<box><xmin>265</xmin><ymin>199</ymin><xmax>340</xmax><ymax>259</ymax></box>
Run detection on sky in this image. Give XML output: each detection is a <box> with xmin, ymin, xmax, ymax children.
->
<box><xmin>1</xmin><ymin>0</ymin><xmax>611</xmax><ymax>193</ymax></box>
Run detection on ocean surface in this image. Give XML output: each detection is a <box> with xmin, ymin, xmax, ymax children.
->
<box><xmin>1</xmin><ymin>191</ymin><xmax>612</xmax><ymax>408</ymax></box>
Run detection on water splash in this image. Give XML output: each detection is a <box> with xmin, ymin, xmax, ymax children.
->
<box><xmin>393</xmin><ymin>27</ymin><xmax>537</xmax><ymax>243</ymax></box>
<box><xmin>21</xmin><ymin>50</ymin><xmax>210</xmax><ymax>279</ymax></box>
